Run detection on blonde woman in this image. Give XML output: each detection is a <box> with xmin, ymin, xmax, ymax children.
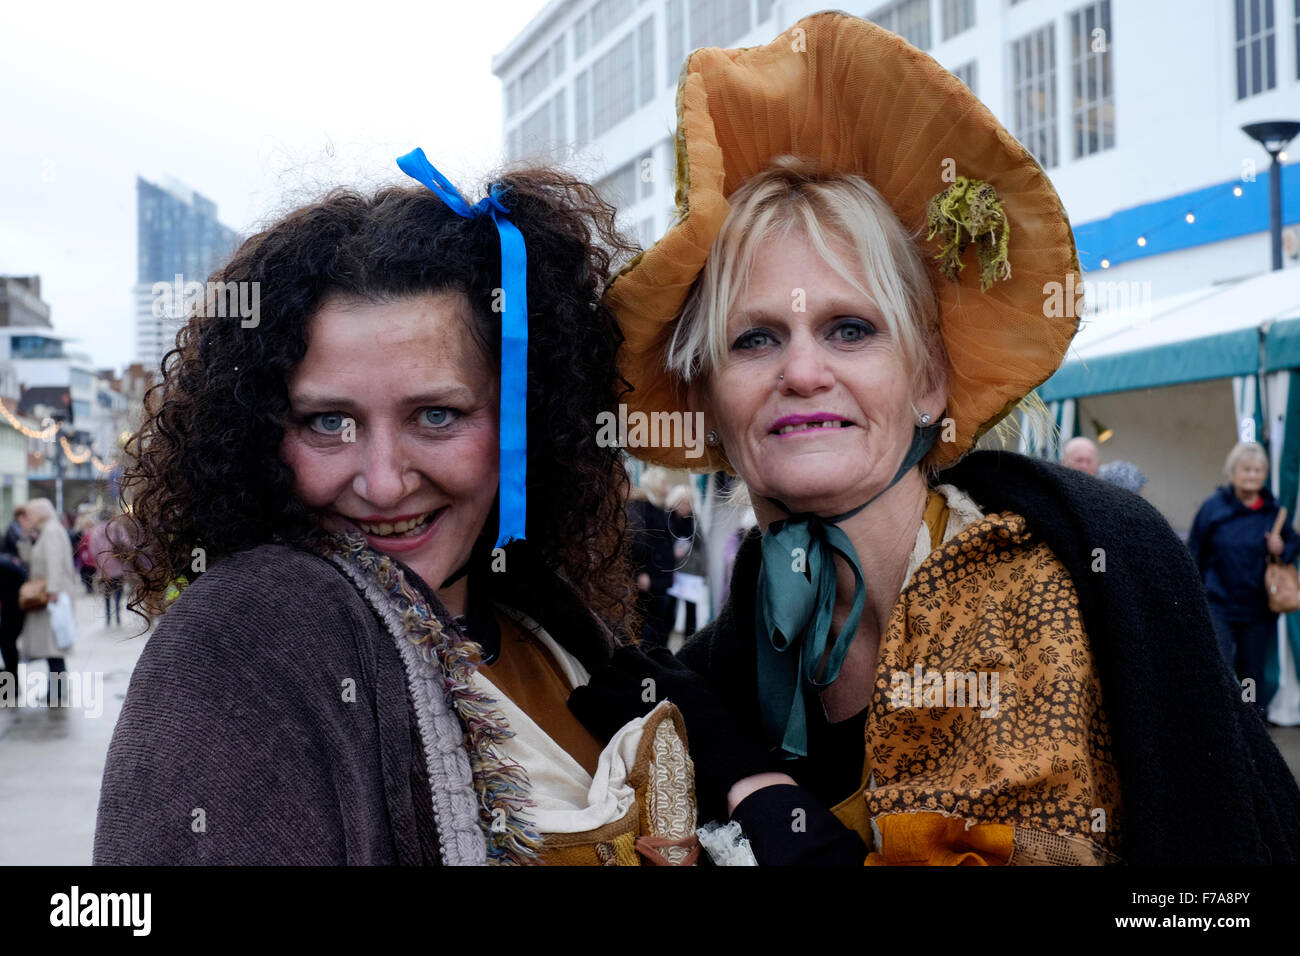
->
<box><xmin>1188</xmin><ymin>441</ymin><xmax>1300</xmax><ymax>720</ymax></box>
<box><xmin>571</xmin><ymin>12</ymin><xmax>1300</xmax><ymax>864</ymax></box>
<box><xmin>18</xmin><ymin>498</ymin><xmax>79</xmax><ymax>704</ymax></box>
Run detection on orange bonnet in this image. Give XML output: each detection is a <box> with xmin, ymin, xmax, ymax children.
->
<box><xmin>603</xmin><ymin>10</ymin><xmax>1082</xmax><ymax>472</ymax></box>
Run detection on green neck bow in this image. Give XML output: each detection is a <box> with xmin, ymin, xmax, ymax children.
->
<box><xmin>755</xmin><ymin>422</ymin><xmax>943</xmax><ymax>759</ymax></box>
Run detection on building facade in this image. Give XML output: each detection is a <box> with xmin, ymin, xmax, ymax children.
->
<box><xmin>0</xmin><ymin>276</ymin><xmax>52</xmax><ymax>328</ymax></box>
<box><xmin>134</xmin><ymin>176</ymin><xmax>242</xmax><ymax>371</ymax></box>
<box><xmin>494</xmin><ymin>0</ymin><xmax>1300</xmax><ymax>305</ymax></box>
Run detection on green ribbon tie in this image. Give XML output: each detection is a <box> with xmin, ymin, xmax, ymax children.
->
<box><xmin>755</xmin><ymin>422</ymin><xmax>943</xmax><ymax>759</ymax></box>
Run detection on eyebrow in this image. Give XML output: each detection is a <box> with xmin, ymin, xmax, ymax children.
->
<box><xmin>730</xmin><ymin>300</ymin><xmax>883</xmax><ymax>326</ymax></box>
<box><xmin>288</xmin><ymin>387</ymin><xmax>479</xmax><ymax>409</ymax></box>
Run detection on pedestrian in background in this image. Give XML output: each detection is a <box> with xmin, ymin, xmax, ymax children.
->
<box><xmin>0</xmin><ymin>505</ymin><xmax>31</xmax><ymax>689</ymax></box>
<box><xmin>1060</xmin><ymin>436</ymin><xmax>1100</xmax><ymax>475</ymax></box>
<box><xmin>1188</xmin><ymin>441</ymin><xmax>1300</xmax><ymax>720</ymax></box>
<box><xmin>1098</xmin><ymin>459</ymin><xmax>1147</xmax><ymax>495</ymax></box>
<box><xmin>3</xmin><ymin>505</ymin><xmax>27</xmax><ymax>558</ymax></box>
<box><xmin>666</xmin><ymin>484</ymin><xmax>708</xmax><ymax>638</ymax></box>
<box><xmin>0</xmin><ymin>545</ymin><xmax>28</xmax><ymax>693</ymax></box>
<box><xmin>89</xmin><ymin>516</ymin><xmax>126</xmax><ymax>628</ymax></box>
<box><xmin>17</xmin><ymin>498</ymin><xmax>79</xmax><ymax>705</ymax></box>
<box><xmin>73</xmin><ymin>512</ymin><xmax>98</xmax><ymax>594</ymax></box>
<box><xmin>628</xmin><ymin>467</ymin><xmax>678</xmax><ymax>649</ymax></box>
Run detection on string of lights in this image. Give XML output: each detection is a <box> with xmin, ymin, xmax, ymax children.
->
<box><xmin>0</xmin><ymin>396</ymin><xmax>117</xmax><ymax>474</ymax></box>
<box><xmin>0</xmin><ymin>396</ymin><xmax>59</xmax><ymax>440</ymax></box>
<box><xmin>59</xmin><ymin>435</ymin><xmax>92</xmax><ymax>465</ymax></box>
<box><xmin>1091</xmin><ymin>161</ymin><xmax>1285</xmax><ymax>271</ymax></box>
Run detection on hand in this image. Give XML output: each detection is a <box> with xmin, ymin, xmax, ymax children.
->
<box><xmin>568</xmin><ymin>645</ymin><xmax>771</xmax><ymax>821</ymax></box>
<box><xmin>636</xmin><ymin>572</ymin><xmax>651</xmax><ymax>592</ymax></box>
<box><xmin>1266</xmin><ymin>531</ymin><xmax>1284</xmax><ymax>557</ymax></box>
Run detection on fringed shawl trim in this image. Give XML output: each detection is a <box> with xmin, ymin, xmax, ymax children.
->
<box><xmin>310</xmin><ymin>532</ymin><xmax>544</xmax><ymax>865</ymax></box>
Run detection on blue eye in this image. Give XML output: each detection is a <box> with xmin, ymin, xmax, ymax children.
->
<box><xmin>733</xmin><ymin>328</ymin><xmax>776</xmax><ymax>350</ymax></box>
<box><xmin>833</xmin><ymin>319</ymin><xmax>876</xmax><ymax>342</ymax></box>
<box><xmin>419</xmin><ymin>407</ymin><xmax>456</xmax><ymax>427</ymax></box>
<box><xmin>311</xmin><ymin>412</ymin><xmax>346</xmax><ymax>434</ymax></box>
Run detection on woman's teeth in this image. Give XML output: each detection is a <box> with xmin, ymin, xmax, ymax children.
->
<box><xmin>355</xmin><ymin>513</ymin><xmax>435</xmax><ymax>537</ymax></box>
<box><xmin>776</xmin><ymin>421</ymin><xmax>848</xmax><ymax>435</ymax></box>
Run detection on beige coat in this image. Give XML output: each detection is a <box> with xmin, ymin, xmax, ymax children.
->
<box><xmin>18</xmin><ymin>518</ymin><xmax>80</xmax><ymax>659</ymax></box>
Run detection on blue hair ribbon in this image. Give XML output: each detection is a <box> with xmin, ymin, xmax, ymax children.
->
<box><xmin>396</xmin><ymin>147</ymin><xmax>527</xmax><ymax>550</ymax></box>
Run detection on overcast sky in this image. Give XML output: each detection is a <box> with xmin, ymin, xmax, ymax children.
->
<box><xmin>0</xmin><ymin>0</ymin><xmax>548</xmax><ymax>371</ymax></box>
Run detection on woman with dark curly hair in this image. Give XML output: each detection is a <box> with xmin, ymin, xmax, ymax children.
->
<box><xmin>92</xmin><ymin>151</ymin><xmax>699</xmax><ymax>866</ymax></box>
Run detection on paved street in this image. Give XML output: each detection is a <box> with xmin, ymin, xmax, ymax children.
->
<box><xmin>1</xmin><ymin>596</ymin><xmax>1299</xmax><ymax>865</ymax></box>
<box><xmin>0</xmin><ymin>590</ymin><xmax>147</xmax><ymax>865</ymax></box>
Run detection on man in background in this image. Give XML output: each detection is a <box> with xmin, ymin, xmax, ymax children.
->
<box><xmin>1061</xmin><ymin>436</ymin><xmax>1100</xmax><ymax>476</ymax></box>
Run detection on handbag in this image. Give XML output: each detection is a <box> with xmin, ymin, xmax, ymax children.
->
<box><xmin>18</xmin><ymin>577</ymin><xmax>49</xmax><ymax>612</ymax></box>
<box><xmin>1266</xmin><ymin>508</ymin><xmax>1300</xmax><ymax>614</ymax></box>
<box><xmin>48</xmin><ymin>592</ymin><xmax>77</xmax><ymax>650</ymax></box>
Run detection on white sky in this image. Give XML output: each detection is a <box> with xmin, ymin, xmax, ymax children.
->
<box><xmin>0</xmin><ymin>0</ymin><xmax>548</xmax><ymax>370</ymax></box>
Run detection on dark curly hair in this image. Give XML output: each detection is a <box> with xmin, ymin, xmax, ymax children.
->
<box><xmin>120</xmin><ymin>167</ymin><xmax>638</xmax><ymax>639</ymax></box>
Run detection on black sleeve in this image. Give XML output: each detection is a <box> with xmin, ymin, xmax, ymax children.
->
<box><xmin>729</xmin><ymin>784</ymin><xmax>867</xmax><ymax>866</ymax></box>
<box><xmin>666</xmin><ymin>510</ymin><xmax>696</xmax><ymax>540</ymax></box>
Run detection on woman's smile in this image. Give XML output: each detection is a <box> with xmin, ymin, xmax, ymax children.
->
<box><xmin>769</xmin><ymin>412</ymin><xmax>857</xmax><ymax>437</ymax></box>
<box><xmin>330</xmin><ymin>507</ymin><xmax>449</xmax><ymax>552</ymax></box>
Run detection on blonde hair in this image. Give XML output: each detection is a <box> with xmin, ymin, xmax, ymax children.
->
<box><xmin>1224</xmin><ymin>441</ymin><xmax>1268</xmax><ymax>482</ymax></box>
<box><xmin>666</xmin><ymin>155</ymin><xmax>946</xmax><ymax>401</ymax></box>
<box><xmin>638</xmin><ymin>465</ymin><xmax>675</xmax><ymax>508</ymax></box>
<box><xmin>26</xmin><ymin>497</ymin><xmax>55</xmax><ymax>526</ymax></box>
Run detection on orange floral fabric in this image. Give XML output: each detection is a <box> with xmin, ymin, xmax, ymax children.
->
<box><xmin>835</xmin><ymin>508</ymin><xmax>1123</xmax><ymax>865</ymax></box>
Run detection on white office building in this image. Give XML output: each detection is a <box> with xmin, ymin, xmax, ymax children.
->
<box><xmin>494</xmin><ymin>0</ymin><xmax>1300</xmax><ymax>302</ymax></box>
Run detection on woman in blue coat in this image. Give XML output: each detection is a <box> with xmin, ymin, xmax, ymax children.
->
<box><xmin>1188</xmin><ymin>441</ymin><xmax>1300</xmax><ymax>719</ymax></box>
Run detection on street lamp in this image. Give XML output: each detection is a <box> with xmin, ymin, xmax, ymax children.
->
<box><xmin>1242</xmin><ymin>120</ymin><xmax>1300</xmax><ymax>271</ymax></box>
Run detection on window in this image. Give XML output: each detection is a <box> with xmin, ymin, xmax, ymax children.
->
<box><xmin>689</xmin><ymin>0</ymin><xmax>751</xmax><ymax>50</ymax></box>
<box><xmin>10</xmin><ymin>336</ymin><xmax>64</xmax><ymax>359</ymax></box>
<box><xmin>518</xmin><ymin>51</ymin><xmax>552</xmax><ymax>112</ymax></box>
<box><xmin>667</xmin><ymin>0</ymin><xmax>685</xmax><ymax>85</ymax></box>
<box><xmin>1071</xmin><ymin>1</ymin><xmax>1114</xmax><ymax>158</ymax></box>
<box><xmin>869</xmin><ymin>0</ymin><xmax>931</xmax><ymax>50</ymax></box>
<box><xmin>575</xmin><ymin>15</ymin><xmax>588</xmax><ymax>57</ymax></box>
<box><xmin>597</xmin><ymin>160</ymin><xmax>639</xmax><ymax>209</ymax></box>
<box><xmin>640</xmin><ymin>149</ymin><xmax>656</xmax><ymax>199</ymax></box>
<box><xmin>592</xmin><ymin>32</ymin><xmax>637</xmax><ymax>137</ymax></box>
<box><xmin>575</xmin><ymin>71</ymin><xmax>589</xmax><ymax>145</ymax></box>
<box><xmin>553</xmin><ymin>89</ymin><xmax>566</xmax><ymax>145</ymax></box>
<box><xmin>506</xmin><ymin>79</ymin><xmax>518</xmax><ymax>118</ymax></box>
<box><xmin>639</xmin><ymin>17</ymin><xmax>656</xmax><ymax>105</ymax></box>
<box><xmin>592</xmin><ymin>0</ymin><xmax>635</xmax><ymax>46</ymax></box>
<box><xmin>552</xmin><ymin>36</ymin><xmax>565</xmax><ymax>75</ymax></box>
<box><xmin>1011</xmin><ymin>23</ymin><xmax>1058</xmax><ymax>168</ymax></box>
<box><xmin>1234</xmin><ymin>0</ymin><xmax>1277</xmax><ymax>98</ymax></box>
<box><xmin>941</xmin><ymin>0</ymin><xmax>975</xmax><ymax>40</ymax></box>
<box><xmin>517</xmin><ymin>101</ymin><xmax>553</xmax><ymax>157</ymax></box>
<box><xmin>952</xmin><ymin>59</ymin><xmax>978</xmax><ymax>95</ymax></box>
<box><xmin>758</xmin><ymin>0</ymin><xmax>775</xmax><ymax>23</ymax></box>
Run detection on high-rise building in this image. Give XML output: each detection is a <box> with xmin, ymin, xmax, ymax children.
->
<box><xmin>494</xmin><ymin>0</ymin><xmax>1300</xmax><ymax>297</ymax></box>
<box><xmin>133</xmin><ymin>176</ymin><xmax>242</xmax><ymax>371</ymax></box>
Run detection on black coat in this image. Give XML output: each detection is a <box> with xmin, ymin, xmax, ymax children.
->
<box><xmin>1187</xmin><ymin>484</ymin><xmax>1300</xmax><ymax>622</ymax></box>
<box><xmin>680</xmin><ymin>450</ymin><xmax>1300</xmax><ymax>865</ymax></box>
<box><xmin>628</xmin><ymin>499</ymin><xmax>677</xmax><ymax>592</ymax></box>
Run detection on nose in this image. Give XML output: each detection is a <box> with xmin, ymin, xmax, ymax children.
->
<box><xmin>352</xmin><ymin>426</ymin><xmax>419</xmax><ymax>507</ymax></box>
<box><xmin>778</xmin><ymin>330</ymin><xmax>834</xmax><ymax>395</ymax></box>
